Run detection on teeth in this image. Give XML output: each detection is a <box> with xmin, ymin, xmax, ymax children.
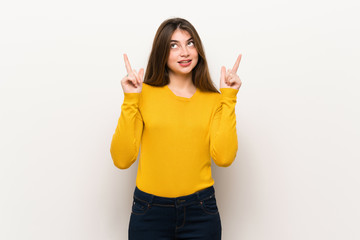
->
<box><xmin>179</xmin><ymin>60</ymin><xmax>190</xmax><ymax>63</ymax></box>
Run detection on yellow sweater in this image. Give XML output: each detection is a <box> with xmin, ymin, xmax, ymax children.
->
<box><xmin>110</xmin><ymin>83</ymin><xmax>239</xmax><ymax>197</ymax></box>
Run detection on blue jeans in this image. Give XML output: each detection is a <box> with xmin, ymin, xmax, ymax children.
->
<box><xmin>128</xmin><ymin>185</ymin><xmax>222</xmax><ymax>240</ymax></box>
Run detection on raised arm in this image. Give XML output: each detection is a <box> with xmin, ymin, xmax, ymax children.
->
<box><xmin>110</xmin><ymin>93</ymin><xmax>143</xmax><ymax>169</ymax></box>
<box><xmin>210</xmin><ymin>88</ymin><xmax>239</xmax><ymax>167</ymax></box>
<box><xmin>110</xmin><ymin>54</ymin><xmax>144</xmax><ymax>169</ymax></box>
<box><xmin>210</xmin><ymin>54</ymin><xmax>242</xmax><ymax>167</ymax></box>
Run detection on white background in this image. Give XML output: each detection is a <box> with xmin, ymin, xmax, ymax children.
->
<box><xmin>1</xmin><ymin>0</ymin><xmax>359</xmax><ymax>239</ymax></box>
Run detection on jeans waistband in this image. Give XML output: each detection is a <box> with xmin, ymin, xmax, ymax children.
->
<box><xmin>133</xmin><ymin>185</ymin><xmax>216</xmax><ymax>207</ymax></box>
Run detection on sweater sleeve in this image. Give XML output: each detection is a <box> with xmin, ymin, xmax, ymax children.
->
<box><xmin>210</xmin><ymin>88</ymin><xmax>239</xmax><ymax>167</ymax></box>
<box><xmin>110</xmin><ymin>92</ymin><xmax>144</xmax><ymax>169</ymax></box>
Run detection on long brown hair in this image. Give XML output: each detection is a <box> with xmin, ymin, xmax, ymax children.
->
<box><xmin>143</xmin><ymin>17</ymin><xmax>219</xmax><ymax>93</ymax></box>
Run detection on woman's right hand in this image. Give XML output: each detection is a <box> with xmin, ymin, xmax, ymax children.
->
<box><xmin>121</xmin><ymin>54</ymin><xmax>144</xmax><ymax>93</ymax></box>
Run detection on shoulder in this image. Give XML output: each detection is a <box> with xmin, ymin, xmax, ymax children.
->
<box><xmin>196</xmin><ymin>89</ymin><xmax>222</xmax><ymax>114</ymax></box>
<box><xmin>203</xmin><ymin>88</ymin><xmax>239</xmax><ymax>103</ymax></box>
<box><xmin>139</xmin><ymin>83</ymin><xmax>164</xmax><ymax>104</ymax></box>
<box><xmin>199</xmin><ymin>88</ymin><xmax>221</xmax><ymax>102</ymax></box>
<box><xmin>141</xmin><ymin>82</ymin><xmax>162</xmax><ymax>91</ymax></box>
<box><xmin>140</xmin><ymin>82</ymin><xmax>163</xmax><ymax>96</ymax></box>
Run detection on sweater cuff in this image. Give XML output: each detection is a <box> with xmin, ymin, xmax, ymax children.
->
<box><xmin>220</xmin><ymin>88</ymin><xmax>239</xmax><ymax>98</ymax></box>
<box><xmin>123</xmin><ymin>92</ymin><xmax>141</xmax><ymax>105</ymax></box>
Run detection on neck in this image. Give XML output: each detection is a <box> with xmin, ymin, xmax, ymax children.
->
<box><xmin>168</xmin><ymin>71</ymin><xmax>194</xmax><ymax>89</ymax></box>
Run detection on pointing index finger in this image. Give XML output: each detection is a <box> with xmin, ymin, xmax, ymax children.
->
<box><xmin>231</xmin><ymin>54</ymin><xmax>242</xmax><ymax>73</ymax></box>
<box><xmin>123</xmin><ymin>53</ymin><xmax>132</xmax><ymax>74</ymax></box>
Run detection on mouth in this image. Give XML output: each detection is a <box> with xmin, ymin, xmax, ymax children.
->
<box><xmin>178</xmin><ymin>60</ymin><xmax>192</xmax><ymax>63</ymax></box>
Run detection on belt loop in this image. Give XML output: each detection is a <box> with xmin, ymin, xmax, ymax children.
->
<box><xmin>148</xmin><ymin>193</ymin><xmax>154</xmax><ymax>206</ymax></box>
<box><xmin>196</xmin><ymin>191</ymin><xmax>201</xmax><ymax>200</ymax></box>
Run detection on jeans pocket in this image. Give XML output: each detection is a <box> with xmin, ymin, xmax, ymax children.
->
<box><xmin>200</xmin><ymin>193</ymin><xmax>219</xmax><ymax>215</ymax></box>
<box><xmin>131</xmin><ymin>195</ymin><xmax>150</xmax><ymax>215</ymax></box>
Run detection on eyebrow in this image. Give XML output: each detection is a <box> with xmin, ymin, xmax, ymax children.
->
<box><xmin>170</xmin><ymin>37</ymin><xmax>193</xmax><ymax>43</ymax></box>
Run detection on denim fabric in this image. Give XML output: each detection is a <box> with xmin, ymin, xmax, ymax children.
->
<box><xmin>128</xmin><ymin>185</ymin><xmax>222</xmax><ymax>240</ymax></box>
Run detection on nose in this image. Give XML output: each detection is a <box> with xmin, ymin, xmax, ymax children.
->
<box><xmin>180</xmin><ymin>46</ymin><xmax>190</xmax><ymax>56</ymax></box>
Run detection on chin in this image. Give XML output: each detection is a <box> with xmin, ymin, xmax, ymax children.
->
<box><xmin>176</xmin><ymin>70</ymin><xmax>193</xmax><ymax>76</ymax></box>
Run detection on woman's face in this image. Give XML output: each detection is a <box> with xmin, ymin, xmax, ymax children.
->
<box><xmin>166</xmin><ymin>29</ymin><xmax>198</xmax><ymax>78</ymax></box>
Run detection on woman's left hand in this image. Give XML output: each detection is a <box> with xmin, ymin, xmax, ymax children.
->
<box><xmin>220</xmin><ymin>54</ymin><xmax>242</xmax><ymax>90</ymax></box>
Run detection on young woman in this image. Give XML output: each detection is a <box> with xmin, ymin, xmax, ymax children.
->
<box><xmin>110</xmin><ymin>17</ymin><xmax>242</xmax><ymax>240</ymax></box>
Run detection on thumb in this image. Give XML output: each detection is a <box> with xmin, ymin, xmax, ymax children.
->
<box><xmin>220</xmin><ymin>66</ymin><xmax>226</xmax><ymax>83</ymax></box>
<box><xmin>138</xmin><ymin>68</ymin><xmax>144</xmax><ymax>83</ymax></box>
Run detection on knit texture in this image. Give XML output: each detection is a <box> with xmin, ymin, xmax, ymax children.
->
<box><xmin>110</xmin><ymin>83</ymin><xmax>239</xmax><ymax>197</ymax></box>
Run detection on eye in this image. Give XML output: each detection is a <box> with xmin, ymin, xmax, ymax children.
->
<box><xmin>170</xmin><ymin>43</ymin><xmax>177</xmax><ymax>49</ymax></box>
<box><xmin>188</xmin><ymin>41</ymin><xmax>194</xmax><ymax>46</ymax></box>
